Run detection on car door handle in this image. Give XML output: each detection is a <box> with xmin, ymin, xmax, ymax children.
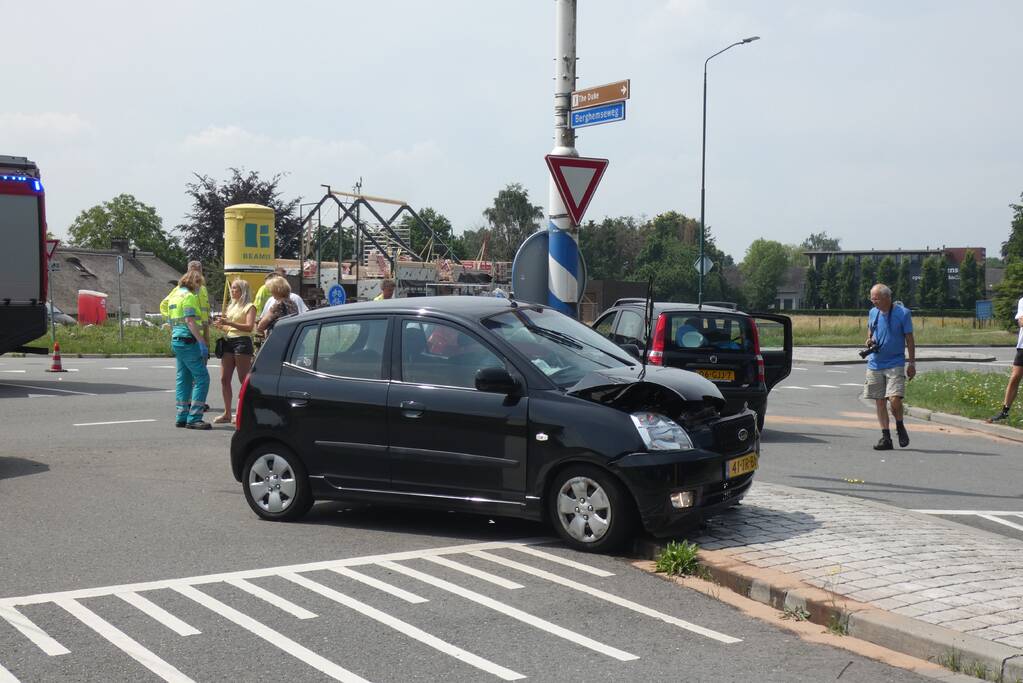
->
<box><xmin>400</xmin><ymin>400</ymin><xmax>424</xmax><ymax>418</ymax></box>
<box><xmin>287</xmin><ymin>390</ymin><xmax>310</xmax><ymax>407</ymax></box>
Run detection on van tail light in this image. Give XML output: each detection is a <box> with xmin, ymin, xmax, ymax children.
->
<box><xmin>236</xmin><ymin>374</ymin><xmax>251</xmax><ymax>429</ymax></box>
<box><xmin>750</xmin><ymin>320</ymin><xmax>766</xmax><ymax>384</ymax></box>
<box><xmin>647</xmin><ymin>313</ymin><xmax>667</xmax><ymax>366</ymax></box>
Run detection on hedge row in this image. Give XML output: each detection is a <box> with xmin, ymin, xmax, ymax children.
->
<box><xmin>784</xmin><ymin>308</ymin><xmax>976</xmax><ymax>318</ymax></box>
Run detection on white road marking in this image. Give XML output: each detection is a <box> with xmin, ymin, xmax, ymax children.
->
<box><xmin>55</xmin><ymin>598</ymin><xmax>194</xmax><ymax>682</ymax></box>
<box><xmin>151</xmin><ymin>365</ymin><xmax>176</xmax><ymax>369</ymax></box>
<box><xmin>509</xmin><ymin>545</ymin><xmax>615</xmax><ymax>577</ymax></box>
<box><xmin>791</xmin><ymin>367</ymin><xmax>807</xmax><ymax>371</ymax></box>
<box><xmin>104</xmin><ymin>367</ymin><xmax>130</xmax><ymax>370</ymax></box>
<box><xmin>979</xmin><ymin>515</ymin><xmax>1023</xmax><ymax>533</ymax></box>
<box><xmin>73</xmin><ymin>419</ymin><xmax>157</xmax><ymax>427</ymax></box>
<box><xmin>811</xmin><ymin>384</ymin><xmax>839</xmax><ymax>389</ymax></box>
<box><xmin>470</xmin><ymin>551</ymin><xmax>741</xmax><ymax>644</ymax></box>
<box><xmin>330</xmin><ymin>566</ymin><xmax>430</xmax><ymax>603</ymax></box>
<box><xmin>173</xmin><ymin>584</ymin><xmax>369</xmax><ymax>683</ymax></box>
<box><xmin>0</xmin><ymin>606</ymin><xmax>69</xmax><ymax>656</ymax></box>
<box><xmin>116</xmin><ymin>591</ymin><xmax>200</xmax><ymax>636</ymax></box>
<box><xmin>0</xmin><ymin>382</ymin><xmax>95</xmax><ymax>396</ymax></box>
<box><xmin>780</xmin><ymin>386</ymin><xmax>808</xmax><ymax>390</ymax></box>
<box><xmin>224</xmin><ymin>578</ymin><xmax>317</xmax><ymax>619</ymax></box>
<box><xmin>422</xmin><ymin>556</ymin><xmax>524</xmax><ymax>589</ymax></box>
<box><xmin>841</xmin><ymin>383</ymin><xmax>863</xmax><ymax>387</ymax></box>
<box><xmin>283</xmin><ymin>572</ymin><xmax>523</xmax><ymax>680</ymax></box>
<box><xmin>0</xmin><ymin>661</ymin><xmax>19</xmax><ymax>683</ymax></box>
<box><xmin>379</xmin><ymin>560</ymin><xmax>638</xmax><ymax>662</ymax></box>
<box><xmin>0</xmin><ymin>370</ymin><xmax>26</xmax><ymax>373</ymax></box>
<box><xmin>824</xmin><ymin>369</ymin><xmax>848</xmax><ymax>374</ymax></box>
<box><xmin>914</xmin><ymin>510</ymin><xmax>1023</xmax><ymax>533</ymax></box>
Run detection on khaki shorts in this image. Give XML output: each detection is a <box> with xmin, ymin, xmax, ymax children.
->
<box><xmin>863</xmin><ymin>367</ymin><xmax>906</xmax><ymax>400</ymax></box>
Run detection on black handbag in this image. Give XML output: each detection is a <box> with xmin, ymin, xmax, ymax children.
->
<box><xmin>214</xmin><ymin>337</ymin><xmax>225</xmax><ymax>358</ymax></box>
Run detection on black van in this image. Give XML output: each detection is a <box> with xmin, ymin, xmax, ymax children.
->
<box><xmin>592</xmin><ymin>300</ymin><xmax>792</xmax><ymax>431</ymax></box>
<box><xmin>230</xmin><ymin>297</ymin><xmax>760</xmax><ymax>552</ymax></box>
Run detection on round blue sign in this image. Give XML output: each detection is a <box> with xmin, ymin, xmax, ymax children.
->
<box><xmin>328</xmin><ymin>284</ymin><xmax>346</xmax><ymax>306</ymax></box>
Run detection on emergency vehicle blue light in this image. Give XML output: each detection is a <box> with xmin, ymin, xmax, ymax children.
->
<box><xmin>33</xmin><ymin>180</ymin><xmax>42</xmax><ymax>192</ymax></box>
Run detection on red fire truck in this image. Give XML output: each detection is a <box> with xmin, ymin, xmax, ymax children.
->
<box><xmin>0</xmin><ymin>155</ymin><xmax>49</xmax><ymax>355</ymax></box>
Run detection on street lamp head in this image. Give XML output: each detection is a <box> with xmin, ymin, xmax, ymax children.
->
<box><xmin>742</xmin><ymin>36</ymin><xmax>761</xmax><ymax>43</ymax></box>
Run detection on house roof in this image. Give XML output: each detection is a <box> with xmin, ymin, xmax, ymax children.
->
<box><xmin>50</xmin><ymin>245</ymin><xmax>182</xmax><ymax>315</ymax></box>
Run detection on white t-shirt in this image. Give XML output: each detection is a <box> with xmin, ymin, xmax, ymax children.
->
<box><xmin>1016</xmin><ymin>297</ymin><xmax>1023</xmax><ymax>349</ymax></box>
<box><xmin>261</xmin><ymin>293</ymin><xmax>308</xmax><ymax>318</ymax></box>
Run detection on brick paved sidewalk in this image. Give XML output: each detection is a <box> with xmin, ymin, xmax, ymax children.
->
<box><xmin>692</xmin><ymin>483</ymin><xmax>1023</xmax><ymax>650</ymax></box>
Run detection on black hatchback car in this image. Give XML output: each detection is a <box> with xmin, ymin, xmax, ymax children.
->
<box><xmin>592</xmin><ymin>300</ymin><xmax>792</xmax><ymax>431</ymax></box>
<box><xmin>231</xmin><ymin>297</ymin><xmax>760</xmax><ymax>552</ymax></box>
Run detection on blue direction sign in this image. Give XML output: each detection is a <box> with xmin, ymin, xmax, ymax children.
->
<box><xmin>328</xmin><ymin>284</ymin><xmax>346</xmax><ymax>306</ymax></box>
<box><xmin>975</xmin><ymin>299</ymin><xmax>993</xmax><ymax>321</ymax></box>
<box><xmin>570</xmin><ymin>101</ymin><xmax>626</xmax><ymax>129</ymax></box>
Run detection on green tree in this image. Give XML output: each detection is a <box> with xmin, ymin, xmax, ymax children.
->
<box><xmin>482</xmin><ymin>183</ymin><xmax>543</xmax><ymax>261</ymax></box>
<box><xmin>633</xmin><ymin>212</ymin><xmax>732</xmax><ymax>303</ymax></box>
<box><xmin>859</xmin><ymin>258</ymin><xmax>877</xmax><ymax>306</ymax></box>
<box><xmin>876</xmin><ymin>255</ymin><xmax>897</xmax><ymax>289</ymax></box>
<box><xmin>895</xmin><ymin>259</ymin><xmax>913</xmax><ymax>306</ymax></box>
<box><xmin>784</xmin><ymin>244</ymin><xmax>809</xmax><ymax>268</ymax></box>
<box><xmin>940</xmin><ymin>253</ymin><xmax>955</xmax><ymax>308</ymax></box>
<box><xmin>994</xmin><ymin>260</ymin><xmax>1023</xmax><ymax>328</ymax></box>
<box><xmin>976</xmin><ymin>260</ymin><xmax>988</xmax><ymax>302</ymax></box>
<box><xmin>837</xmin><ymin>257</ymin><xmax>858</xmax><ymax>307</ymax></box>
<box><xmin>394</xmin><ymin>207</ymin><xmax>457</xmax><ymax>260</ymax></box>
<box><xmin>918</xmin><ymin>255</ymin><xmax>944</xmax><ymax>308</ymax></box>
<box><xmin>68</xmin><ymin>194</ymin><xmax>187</xmax><ymax>271</ymax></box>
<box><xmin>739</xmin><ymin>239</ymin><xmax>789</xmax><ymax>310</ymax></box>
<box><xmin>177</xmin><ymin>168</ymin><xmax>302</xmax><ymax>264</ymax></box>
<box><xmin>819</xmin><ymin>258</ymin><xmax>841</xmax><ymax>309</ymax></box>
<box><xmin>1000</xmin><ymin>193</ymin><xmax>1023</xmax><ymax>260</ymax></box>
<box><xmin>803</xmin><ymin>266</ymin><xmax>820</xmax><ymax>309</ymax></box>
<box><xmin>800</xmin><ymin>231</ymin><xmax>841</xmax><ymax>252</ymax></box>
<box><xmin>959</xmin><ymin>249</ymin><xmax>979</xmax><ymax>309</ymax></box>
<box><xmin>579</xmin><ymin>216</ymin><xmax>648</xmax><ymax>281</ymax></box>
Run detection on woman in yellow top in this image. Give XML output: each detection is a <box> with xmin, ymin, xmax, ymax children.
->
<box><xmin>211</xmin><ymin>279</ymin><xmax>257</xmax><ymax>425</ymax></box>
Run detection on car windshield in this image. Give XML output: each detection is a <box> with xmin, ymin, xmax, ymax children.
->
<box><xmin>483</xmin><ymin>307</ymin><xmax>636</xmax><ymax>387</ymax></box>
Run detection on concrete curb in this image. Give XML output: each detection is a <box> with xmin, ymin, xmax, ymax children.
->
<box><xmin>634</xmin><ymin>539</ymin><xmax>1023</xmax><ymax>682</ymax></box>
<box><xmin>905</xmin><ymin>406</ymin><xmax>1023</xmax><ymax>444</ymax></box>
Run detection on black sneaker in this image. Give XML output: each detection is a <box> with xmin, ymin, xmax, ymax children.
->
<box><xmin>896</xmin><ymin>425</ymin><xmax>910</xmax><ymax>448</ymax></box>
<box><xmin>175</xmin><ymin>422</ymin><xmax>187</xmax><ymax>428</ymax></box>
<box><xmin>873</xmin><ymin>436</ymin><xmax>893</xmax><ymax>451</ymax></box>
<box><xmin>186</xmin><ymin>421</ymin><xmax>212</xmax><ymax>430</ymax></box>
<box><xmin>988</xmin><ymin>409</ymin><xmax>1010</xmax><ymax>423</ymax></box>
<box><xmin>203</xmin><ymin>403</ymin><xmax>212</xmax><ymax>413</ymax></box>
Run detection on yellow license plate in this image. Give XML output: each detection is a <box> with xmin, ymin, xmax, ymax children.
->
<box><xmin>726</xmin><ymin>453</ymin><xmax>758</xmax><ymax>479</ymax></box>
<box><xmin>696</xmin><ymin>368</ymin><xmax>735</xmax><ymax>381</ymax></box>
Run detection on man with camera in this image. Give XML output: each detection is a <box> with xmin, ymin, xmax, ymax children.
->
<box><xmin>864</xmin><ymin>283</ymin><xmax>916</xmax><ymax>450</ymax></box>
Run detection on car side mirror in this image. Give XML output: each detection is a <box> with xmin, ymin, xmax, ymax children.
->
<box><xmin>475</xmin><ymin>366</ymin><xmax>520</xmax><ymax>394</ymax></box>
<box><xmin>619</xmin><ymin>343</ymin><xmax>642</xmax><ymax>359</ymax></box>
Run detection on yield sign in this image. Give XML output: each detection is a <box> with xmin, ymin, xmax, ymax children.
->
<box><xmin>46</xmin><ymin>238</ymin><xmax>60</xmax><ymax>259</ymax></box>
<box><xmin>545</xmin><ymin>154</ymin><xmax>609</xmax><ymax>225</ymax></box>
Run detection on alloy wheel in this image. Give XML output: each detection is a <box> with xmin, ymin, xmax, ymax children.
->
<box><xmin>247</xmin><ymin>452</ymin><xmax>298</xmax><ymax>514</ymax></box>
<box><xmin>555</xmin><ymin>476</ymin><xmax>612</xmax><ymax>544</ymax></box>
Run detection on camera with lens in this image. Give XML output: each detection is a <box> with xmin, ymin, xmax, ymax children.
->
<box><xmin>858</xmin><ymin>341</ymin><xmax>879</xmax><ymax>359</ymax></box>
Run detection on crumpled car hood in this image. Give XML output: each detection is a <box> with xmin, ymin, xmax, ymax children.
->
<box><xmin>566</xmin><ymin>365</ymin><xmax>725</xmax><ymax>416</ymax></box>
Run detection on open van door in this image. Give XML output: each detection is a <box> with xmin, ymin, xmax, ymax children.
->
<box><xmin>750</xmin><ymin>313</ymin><xmax>792</xmax><ymax>391</ymax></box>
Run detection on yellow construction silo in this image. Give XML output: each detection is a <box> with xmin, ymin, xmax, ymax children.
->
<box><xmin>223</xmin><ymin>203</ymin><xmax>275</xmax><ymax>309</ymax></box>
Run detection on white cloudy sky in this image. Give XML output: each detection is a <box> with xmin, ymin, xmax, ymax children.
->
<box><xmin>3</xmin><ymin>0</ymin><xmax>1021</xmax><ymax>262</ymax></box>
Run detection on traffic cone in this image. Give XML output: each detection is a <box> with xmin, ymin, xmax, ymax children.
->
<box><xmin>46</xmin><ymin>342</ymin><xmax>67</xmax><ymax>373</ymax></box>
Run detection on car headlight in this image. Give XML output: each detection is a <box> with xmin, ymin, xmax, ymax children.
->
<box><xmin>630</xmin><ymin>412</ymin><xmax>694</xmax><ymax>451</ymax></box>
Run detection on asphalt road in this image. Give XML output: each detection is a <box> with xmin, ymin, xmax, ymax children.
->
<box><xmin>761</xmin><ymin>347</ymin><xmax>1023</xmax><ymax>541</ymax></box>
<box><xmin>0</xmin><ymin>355</ymin><xmax>934</xmax><ymax>682</ymax></box>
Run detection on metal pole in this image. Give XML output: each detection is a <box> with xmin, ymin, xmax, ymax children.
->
<box><xmin>117</xmin><ymin>269</ymin><xmax>123</xmax><ymax>343</ymax></box>
<box><xmin>547</xmin><ymin>0</ymin><xmax>579</xmax><ymax>317</ymax></box>
<box><xmin>48</xmin><ymin>267</ymin><xmax>56</xmax><ymax>346</ymax></box>
<box><xmin>698</xmin><ymin>36</ymin><xmax>760</xmax><ymax>309</ymax></box>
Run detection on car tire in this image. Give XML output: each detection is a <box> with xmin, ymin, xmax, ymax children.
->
<box><xmin>547</xmin><ymin>465</ymin><xmax>635</xmax><ymax>553</ymax></box>
<box><xmin>242</xmin><ymin>444</ymin><xmax>313</xmax><ymax>522</ymax></box>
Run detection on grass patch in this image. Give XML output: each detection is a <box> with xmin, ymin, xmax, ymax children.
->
<box><xmin>780</xmin><ymin>605</ymin><xmax>811</xmax><ymax>622</ymax></box>
<box><xmin>654</xmin><ymin>540</ymin><xmax>705</xmax><ymax>577</ymax></box>
<box><xmin>24</xmin><ymin>324</ymin><xmax>229</xmax><ymax>356</ymax></box>
<box><xmin>826</xmin><ymin>611</ymin><xmax>849</xmax><ymax>636</ymax></box>
<box><xmin>780</xmin><ymin>315</ymin><xmax>1016</xmax><ymax>347</ymax></box>
<box><xmin>906</xmin><ymin>369</ymin><xmax>1022</xmax><ymax>428</ymax></box>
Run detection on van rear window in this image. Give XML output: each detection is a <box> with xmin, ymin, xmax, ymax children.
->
<box><xmin>665</xmin><ymin>314</ymin><xmax>754</xmax><ymax>353</ymax></box>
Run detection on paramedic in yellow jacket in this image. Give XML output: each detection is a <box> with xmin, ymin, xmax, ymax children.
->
<box><xmin>163</xmin><ymin>270</ymin><xmax>212</xmax><ymax>429</ymax></box>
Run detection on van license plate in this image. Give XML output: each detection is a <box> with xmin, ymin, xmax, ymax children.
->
<box><xmin>697</xmin><ymin>369</ymin><xmax>734</xmax><ymax>381</ymax></box>
<box><xmin>726</xmin><ymin>453</ymin><xmax>758</xmax><ymax>479</ymax></box>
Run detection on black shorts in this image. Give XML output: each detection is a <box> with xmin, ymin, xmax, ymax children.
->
<box><xmin>222</xmin><ymin>336</ymin><xmax>255</xmax><ymax>356</ymax></box>
<box><xmin>1014</xmin><ymin>348</ymin><xmax>1023</xmax><ymax>367</ymax></box>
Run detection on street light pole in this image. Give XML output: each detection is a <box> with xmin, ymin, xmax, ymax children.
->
<box><xmin>699</xmin><ymin>35</ymin><xmax>760</xmax><ymax>308</ymax></box>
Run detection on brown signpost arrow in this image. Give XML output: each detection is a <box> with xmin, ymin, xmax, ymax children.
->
<box><xmin>571</xmin><ymin>79</ymin><xmax>630</xmax><ymax>110</ymax></box>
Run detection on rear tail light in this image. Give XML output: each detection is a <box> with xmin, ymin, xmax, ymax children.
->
<box><xmin>750</xmin><ymin>320</ymin><xmax>765</xmax><ymax>384</ymax></box>
<box><xmin>235</xmin><ymin>374</ymin><xmax>251</xmax><ymax>429</ymax></box>
<box><xmin>647</xmin><ymin>313</ymin><xmax>667</xmax><ymax>366</ymax></box>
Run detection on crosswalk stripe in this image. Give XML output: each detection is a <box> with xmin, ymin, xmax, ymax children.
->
<box><xmin>470</xmin><ymin>551</ymin><xmax>741</xmax><ymax>644</ymax></box>
<box><xmin>225</xmin><ymin>578</ymin><xmax>317</xmax><ymax>619</ymax></box>
<box><xmin>331</xmin><ymin>566</ymin><xmax>429</xmax><ymax>603</ymax></box>
<box><xmin>173</xmin><ymin>584</ymin><xmax>369</xmax><ymax>683</ymax></box>
<box><xmin>116</xmin><ymin>592</ymin><xmax>200</xmax><ymax>636</ymax></box>
<box><xmin>422</xmin><ymin>556</ymin><xmax>524</xmax><ymax>589</ymax></box>
<box><xmin>379</xmin><ymin>560</ymin><xmax>637</xmax><ymax>662</ymax></box>
<box><xmin>55</xmin><ymin>598</ymin><xmax>194</xmax><ymax>682</ymax></box>
<box><xmin>0</xmin><ymin>606</ymin><xmax>69</xmax><ymax>656</ymax></box>
<box><xmin>282</xmin><ymin>572</ymin><xmax>523</xmax><ymax>681</ymax></box>
<box><xmin>0</xmin><ymin>661</ymin><xmax>20</xmax><ymax>682</ymax></box>
<box><xmin>508</xmin><ymin>546</ymin><xmax>615</xmax><ymax>577</ymax></box>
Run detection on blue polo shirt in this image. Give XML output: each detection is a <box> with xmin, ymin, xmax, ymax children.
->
<box><xmin>867</xmin><ymin>304</ymin><xmax>913</xmax><ymax>370</ymax></box>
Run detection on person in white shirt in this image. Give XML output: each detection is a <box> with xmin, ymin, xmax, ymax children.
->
<box><xmin>260</xmin><ymin>287</ymin><xmax>308</xmax><ymax>318</ymax></box>
<box><xmin>989</xmin><ymin>295</ymin><xmax>1023</xmax><ymax>422</ymax></box>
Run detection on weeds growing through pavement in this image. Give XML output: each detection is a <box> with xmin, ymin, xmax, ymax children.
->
<box><xmin>781</xmin><ymin>605</ymin><xmax>811</xmax><ymax>622</ymax></box>
<box><xmin>654</xmin><ymin>540</ymin><xmax>706</xmax><ymax>578</ymax></box>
